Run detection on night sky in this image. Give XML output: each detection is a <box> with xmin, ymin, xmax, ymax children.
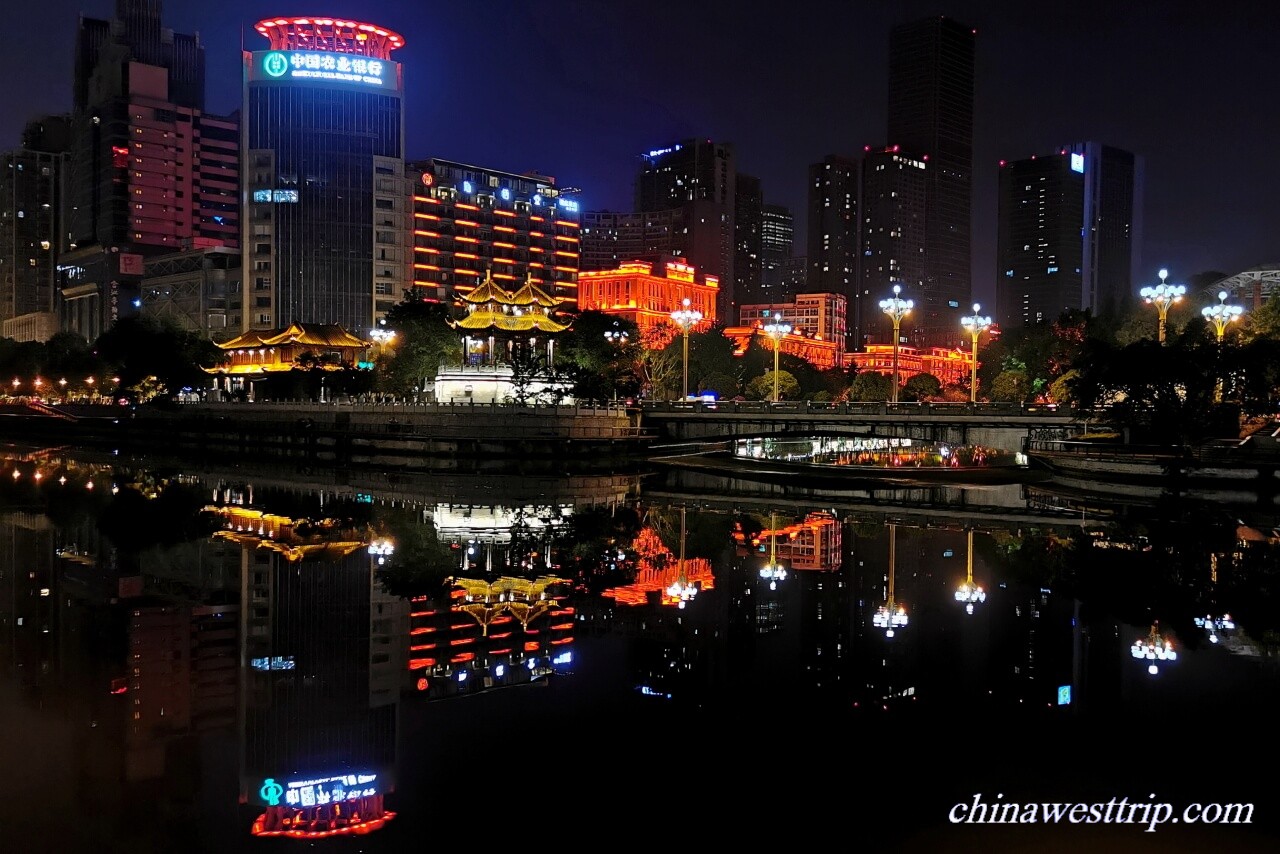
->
<box><xmin>6</xmin><ymin>1</ymin><xmax>1278</xmax><ymax>305</ymax></box>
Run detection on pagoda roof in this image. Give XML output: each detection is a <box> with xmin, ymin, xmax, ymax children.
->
<box><xmin>509</xmin><ymin>277</ymin><xmax>560</xmax><ymax>307</ymax></box>
<box><xmin>450</xmin><ymin>311</ymin><xmax>569</xmax><ymax>334</ymax></box>
<box><xmin>459</xmin><ymin>271</ymin><xmax>515</xmax><ymax>305</ymax></box>
<box><xmin>217</xmin><ymin>323</ymin><xmax>368</xmax><ymax>350</ymax></box>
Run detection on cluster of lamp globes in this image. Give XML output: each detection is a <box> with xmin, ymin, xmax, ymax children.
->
<box><xmin>1194</xmin><ymin>613</ymin><xmax>1235</xmax><ymax>645</ymax></box>
<box><xmin>873</xmin><ymin>603</ymin><xmax>909</xmax><ymax>638</ymax></box>
<box><xmin>1130</xmin><ymin>623</ymin><xmax>1178</xmax><ymax>675</ymax></box>
<box><xmin>954</xmin><ymin>581</ymin><xmax>987</xmax><ymax>615</ymax></box>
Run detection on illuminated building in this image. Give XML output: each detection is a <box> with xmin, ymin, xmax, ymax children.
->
<box><xmin>997</xmin><ymin>143</ymin><xmax>1144</xmax><ymax>326</ymax></box>
<box><xmin>408</xmin><ymin>158</ymin><xmax>580</xmax><ymax>309</ymax></box>
<box><xmin>578</xmin><ymin>258</ymin><xmax>717</xmax><ymax>348</ymax></box>
<box><xmin>61</xmin><ymin>0</ymin><xmax>238</xmax><ymax>341</ymax></box>
<box><xmin>600</xmin><ymin>526</ymin><xmax>715</xmax><ymax>608</ymax></box>
<box><xmin>735</xmin><ymin>511</ymin><xmax>843</xmax><ymax>572</ymax></box>
<box><xmin>858</xmin><ymin>146</ymin><xmax>928</xmax><ymax>348</ymax></box>
<box><xmin>224</xmin><ymin>504</ymin><xmax>403</xmax><ymax>840</ymax></box>
<box><xmin>141</xmin><ymin>243</ymin><xmax>243</xmax><ymax>334</ymax></box>
<box><xmin>887</xmin><ymin>16</ymin><xmax>975</xmax><ymax>345</ymax></box>
<box><xmin>242</xmin><ymin>16</ymin><xmax>408</xmax><ymax>337</ymax></box>
<box><xmin>844</xmin><ymin>343</ymin><xmax>975</xmax><ymax>386</ymax></box>
<box><xmin>739</xmin><ymin>292</ymin><xmax>847</xmax><ymax>363</ymax></box>
<box><xmin>807</xmin><ymin>155</ymin><xmax>858</xmax><ymax>315</ymax></box>
<box><xmin>760</xmin><ymin>203</ymin><xmax>794</xmax><ymax>298</ymax></box>
<box><xmin>1</xmin><ymin>117</ymin><xmax>69</xmax><ymax>342</ymax></box>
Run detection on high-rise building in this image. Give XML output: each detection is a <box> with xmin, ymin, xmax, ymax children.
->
<box><xmin>242</xmin><ymin>17</ymin><xmax>408</xmax><ymax>337</ymax></box>
<box><xmin>580</xmin><ymin>208</ymin><xmax>688</xmax><ymax>272</ymax></box>
<box><xmin>858</xmin><ymin>146</ymin><xmax>929</xmax><ymax>348</ymax></box>
<box><xmin>760</xmin><ymin>203</ymin><xmax>793</xmax><ymax>299</ymax></box>
<box><xmin>734</xmin><ymin>174</ymin><xmax>763</xmax><ymax>305</ymax></box>
<box><xmin>407</xmin><ymin>158</ymin><xmax>580</xmax><ymax>309</ymax></box>
<box><xmin>782</xmin><ymin>255</ymin><xmax>807</xmax><ymax>295</ymax></box>
<box><xmin>633</xmin><ymin>140</ymin><xmax>736</xmax><ymax>320</ymax></box>
<box><xmin>60</xmin><ymin>1</ymin><xmax>241</xmax><ymax>342</ymax></box>
<box><xmin>739</xmin><ymin>292</ymin><xmax>847</xmax><ymax>361</ymax></box>
<box><xmin>807</xmin><ymin>155</ymin><xmax>858</xmax><ymax>333</ymax></box>
<box><xmin>996</xmin><ymin>144</ymin><xmax>1143</xmax><ymax>327</ymax></box>
<box><xmin>887</xmin><ymin>16</ymin><xmax>975</xmax><ymax>346</ymax></box>
<box><xmin>1</xmin><ymin>117</ymin><xmax>70</xmax><ymax>342</ymax></box>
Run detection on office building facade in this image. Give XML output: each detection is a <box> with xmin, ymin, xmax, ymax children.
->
<box><xmin>858</xmin><ymin>146</ymin><xmax>929</xmax><ymax>348</ymax></box>
<box><xmin>734</xmin><ymin>174</ymin><xmax>763</xmax><ymax>305</ymax></box>
<box><xmin>807</xmin><ymin>155</ymin><xmax>858</xmax><ymax>330</ymax></box>
<box><xmin>996</xmin><ymin>143</ymin><xmax>1143</xmax><ymax>327</ymax></box>
<box><xmin>760</xmin><ymin>203</ymin><xmax>794</xmax><ymax>298</ymax></box>
<box><xmin>242</xmin><ymin>16</ymin><xmax>408</xmax><ymax>336</ymax></box>
<box><xmin>886</xmin><ymin>16</ymin><xmax>975</xmax><ymax>347</ymax></box>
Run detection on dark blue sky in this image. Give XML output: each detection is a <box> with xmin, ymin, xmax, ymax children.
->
<box><xmin>6</xmin><ymin>1</ymin><xmax>1279</xmax><ymax>305</ymax></box>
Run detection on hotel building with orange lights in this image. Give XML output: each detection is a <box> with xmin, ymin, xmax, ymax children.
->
<box><xmin>408</xmin><ymin>158</ymin><xmax>580</xmax><ymax>310</ymax></box>
<box><xmin>577</xmin><ymin>257</ymin><xmax>717</xmax><ymax>346</ymax></box>
<box><xmin>844</xmin><ymin>344</ymin><xmax>974</xmax><ymax>386</ymax></box>
<box><xmin>739</xmin><ymin>292</ymin><xmax>848</xmax><ymax>359</ymax></box>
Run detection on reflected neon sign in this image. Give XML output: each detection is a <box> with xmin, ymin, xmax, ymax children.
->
<box><xmin>259</xmin><ymin>772</ymin><xmax>379</xmax><ymax>807</ymax></box>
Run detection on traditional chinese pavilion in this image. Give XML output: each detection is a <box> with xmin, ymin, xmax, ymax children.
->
<box><xmin>208</xmin><ymin>323</ymin><xmax>370</xmax><ymax>397</ymax></box>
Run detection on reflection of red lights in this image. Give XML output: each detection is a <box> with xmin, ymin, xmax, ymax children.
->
<box><xmin>416</xmin><ymin>677</ymin><xmax>429</xmax><ymax>691</ymax></box>
<box><xmin>450</xmin><ymin>652</ymin><xmax>475</xmax><ymax>663</ymax></box>
<box><xmin>523</xmin><ymin>641</ymin><xmax>539</xmax><ymax>651</ymax></box>
<box><xmin>109</xmin><ymin>677</ymin><xmax>129</xmax><ymax>695</ymax></box>
<box><xmin>251</xmin><ymin>798</ymin><xmax>395</xmax><ymax>839</ymax></box>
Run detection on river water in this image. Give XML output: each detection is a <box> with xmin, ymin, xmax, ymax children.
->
<box><xmin>2</xmin><ymin>445</ymin><xmax>1279</xmax><ymax>852</ymax></box>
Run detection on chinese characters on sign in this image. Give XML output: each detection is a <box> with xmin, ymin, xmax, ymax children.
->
<box><xmin>259</xmin><ymin>773</ymin><xmax>379</xmax><ymax>807</ymax></box>
<box><xmin>259</xmin><ymin>51</ymin><xmax>393</xmax><ymax>88</ymax></box>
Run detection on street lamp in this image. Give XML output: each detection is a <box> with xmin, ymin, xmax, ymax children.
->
<box><xmin>762</xmin><ymin>311</ymin><xmax>792</xmax><ymax>403</ymax></box>
<box><xmin>954</xmin><ymin>529</ymin><xmax>986</xmax><ymax>614</ymax></box>
<box><xmin>670</xmin><ymin>298</ymin><xmax>703</xmax><ymax>401</ymax></box>
<box><xmin>1140</xmin><ymin>269</ymin><xmax>1186</xmax><ymax>344</ymax></box>
<box><xmin>872</xmin><ymin>523</ymin><xmax>909</xmax><ymax>637</ymax></box>
<box><xmin>1202</xmin><ymin>290</ymin><xmax>1243</xmax><ymax>402</ymax></box>
<box><xmin>960</xmin><ymin>303</ymin><xmax>992</xmax><ymax>403</ymax></box>
<box><xmin>879</xmin><ymin>285</ymin><xmax>913</xmax><ymax>403</ymax></box>
<box><xmin>758</xmin><ymin>511</ymin><xmax>788</xmax><ymax>591</ymax></box>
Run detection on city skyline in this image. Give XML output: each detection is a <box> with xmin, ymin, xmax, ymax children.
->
<box><xmin>3</xmin><ymin>1</ymin><xmax>1277</xmax><ymax>310</ymax></box>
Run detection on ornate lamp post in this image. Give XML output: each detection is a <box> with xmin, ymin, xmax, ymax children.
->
<box><xmin>960</xmin><ymin>303</ymin><xmax>992</xmax><ymax>403</ymax></box>
<box><xmin>670</xmin><ymin>298</ymin><xmax>703</xmax><ymax>401</ymax></box>
<box><xmin>954</xmin><ymin>529</ymin><xmax>986</xmax><ymax>614</ymax></box>
<box><xmin>1140</xmin><ymin>269</ymin><xmax>1186</xmax><ymax>344</ymax></box>
<box><xmin>603</xmin><ymin>321</ymin><xmax>630</xmax><ymax>402</ymax></box>
<box><xmin>879</xmin><ymin>285</ymin><xmax>913</xmax><ymax>403</ymax></box>
<box><xmin>1202</xmin><ymin>290</ymin><xmax>1243</xmax><ymax>402</ymax></box>
<box><xmin>762</xmin><ymin>311</ymin><xmax>792</xmax><ymax>402</ymax></box>
<box><xmin>872</xmin><ymin>523</ymin><xmax>909</xmax><ymax>637</ymax></box>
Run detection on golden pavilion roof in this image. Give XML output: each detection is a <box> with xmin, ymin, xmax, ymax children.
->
<box><xmin>449</xmin><ymin>271</ymin><xmax>570</xmax><ymax>334</ymax></box>
<box><xmin>217</xmin><ymin>322</ymin><xmax>368</xmax><ymax>350</ymax></box>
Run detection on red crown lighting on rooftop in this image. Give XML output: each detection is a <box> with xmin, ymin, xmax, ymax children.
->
<box><xmin>255</xmin><ymin>17</ymin><xmax>405</xmax><ymax>59</ymax></box>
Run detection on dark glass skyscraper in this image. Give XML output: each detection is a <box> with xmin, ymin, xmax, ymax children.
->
<box><xmin>734</xmin><ymin>173</ymin><xmax>763</xmax><ymax>305</ymax></box>
<box><xmin>858</xmin><ymin>146</ymin><xmax>928</xmax><ymax>349</ymax></box>
<box><xmin>887</xmin><ymin>16</ymin><xmax>975</xmax><ymax>347</ymax></box>
<box><xmin>996</xmin><ymin>143</ymin><xmax>1143</xmax><ymax>327</ymax></box>
<box><xmin>760</xmin><ymin>203</ymin><xmax>794</xmax><ymax>299</ymax></box>
<box><xmin>242</xmin><ymin>17</ymin><xmax>408</xmax><ymax>336</ymax></box>
<box><xmin>807</xmin><ymin>155</ymin><xmax>858</xmax><ymax>341</ymax></box>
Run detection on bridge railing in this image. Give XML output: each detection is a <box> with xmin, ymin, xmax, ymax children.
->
<box><xmin>641</xmin><ymin>400</ymin><xmax>1073</xmax><ymax>417</ymax></box>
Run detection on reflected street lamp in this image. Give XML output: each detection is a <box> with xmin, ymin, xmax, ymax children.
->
<box><xmin>1131</xmin><ymin>621</ymin><xmax>1177</xmax><ymax>675</ymax></box>
<box><xmin>960</xmin><ymin>303</ymin><xmax>992</xmax><ymax>404</ymax></box>
<box><xmin>665</xmin><ymin>505</ymin><xmax>697</xmax><ymax>608</ymax></box>
<box><xmin>954</xmin><ymin>529</ymin><xmax>986</xmax><ymax>614</ymax></box>
<box><xmin>1140</xmin><ymin>269</ymin><xmax>1186</xmax><ymax>344</ymax></box>
<box><xmin>762</xmin><ymin>311</ymin><xmax>792</xmax><ymax>402</ymax></box>
<box><xmin>873</xmin><ymin>523</ymin><xmax>909</xmax><ymax>637</ymax></box>
<box><xmin>670</xmin><ymin>298</ymin><xmax>703</xmax><ymax>401</ymax></box>
<box><xmin>758</xmin><ymin>511</ymin><xmax>788</xmax><ymax>591</ymax></box>
<box><xmin>879</xmin><ymin>285</ymin><xmax>913</xmax><ymax>403</ymax></box>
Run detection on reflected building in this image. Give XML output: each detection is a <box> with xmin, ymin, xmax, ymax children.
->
<box><xmin>221</xmin><ymin>506</ymin><xmax>404</xmax><ymax>840</ymax></box>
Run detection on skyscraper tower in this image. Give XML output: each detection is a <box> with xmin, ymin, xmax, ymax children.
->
<box><xmin>807</xmin><ymin>155</ymin><xmax>858</xmax><ymax>340</ymax></box>
<box><xmin>996</xmin><ymin>143</ymin><xmax>1144</xmax><ymax>327</ymax></box>
<box><xmin>633</xmin><ymin>140</ymin><xmax>736</xmax><ymax>320</ymax></box>
<box><xmin>242</xmin><ymin>17</ymin><xmax>408</xmax><ymax>336</ymax></box>
<box><xmin>858</xmin><ymin>146</ymin><xmax>928</xmax><ymax>349</ymax></box>
<box><xmin>760</xmin><ymin>203</ymin><xmax>794</xmax><ymax>299</ymax></box>
<box><xmin>887</xmin><ymin>16</ymin><xmax>975</xmax><ymax>347</ymax></box>
<box><xmin>734</xmin><ymin>173</ymin><xmax>763</xmax><ymax>305</ymax></box>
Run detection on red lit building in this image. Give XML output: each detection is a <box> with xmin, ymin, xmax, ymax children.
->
<box><xmin>720</xmin><ymin>326</ymin><xmax>844</xmax><ymax>370</ymax></box>
<box><xmin>408</xmin><ymin>159</ymin><xmax>580</xmax><ymax>310</ymax></box>
<box><xmin>599</xmin><ymin>526</ymin><xmax>715</xmax><ymax>607</ymax></box>
<box><xmin>844</xmin><ymin>344</ymin><xmax>975</xmax><ymax>386</ymax></box>
<box><xmin>735</xmin><ymin>511</ymin><xmax>843</xmax><ymax>572</ymax></box>
<box><xmin>578</xmin><ymin>258</ymin><xmax>718</xmax><ymax>347</ymax></box>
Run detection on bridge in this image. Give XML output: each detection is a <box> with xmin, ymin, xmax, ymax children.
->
<box><xmin>640</xmin><ymin>400</ymin><xmax>1081</xmax><ymax>453</ymax></box>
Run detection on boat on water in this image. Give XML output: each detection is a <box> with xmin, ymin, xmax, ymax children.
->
<box><xmin>650</xmin><ymin>434</ymin><xmax>1039</xmax><ymax>486</ymax></box>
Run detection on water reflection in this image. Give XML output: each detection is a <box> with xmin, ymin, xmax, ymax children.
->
<box><xmin>3</xmin><ymin>446</ymin><xmax>1280</xmax><ymax>849</ymax></box>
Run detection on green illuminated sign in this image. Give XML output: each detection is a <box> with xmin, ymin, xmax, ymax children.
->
<box><xmin>263</xmin><ymin>52</ymin><xmax>289</xmax><ymax>78</ymax></box>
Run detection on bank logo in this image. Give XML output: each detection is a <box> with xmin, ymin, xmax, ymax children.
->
<box><xmin>263</xmin><ymin>52</ymin><xmax>289</xmax><ymax>78</ymax></box>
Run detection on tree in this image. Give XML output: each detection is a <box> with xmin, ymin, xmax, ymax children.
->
<box><xmin>848</xmin><ymin>371</ymin><xmax>893</xmax><ymax>401</ymax></box>
<box><xmin>1047</xmin><ymin>369</ymin><xmax>1080</xmax><ymax>405</ymax></box>
<box><xmin>379</xmin><ymin>298</ymin><xmax>463</xmax><ymax>395</ymax></box>
<box><xmin>555</xmin><ymin>311</ymin><xmax>642</xmax><ymax>403</ymax></box>
<box><xmin>990</xmin><ymin>369</ymin><xmax>1031</xmax><ymax>402</ymax></box>
<box><xmin>94</xmin><ymin>316</ymin><xmax>226</xmax><ymax>399</ymax></box>
<box><xmin>900</xmin><ymin>372</ymin><xmax>942</xmax><ymax>401</ymax></box>
<box><xmin>745</xmin><ymin>370</ymin><xmax>799</xmax><ymax>401</ymax></box>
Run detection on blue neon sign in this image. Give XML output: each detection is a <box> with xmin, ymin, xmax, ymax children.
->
<box><xmin>259</xmin><ymin>772</ymin><xmax>379</xmax><ymax>807</ymax></box>
<box><xmin>557</xmin><ymin>197</ymin><xmax>579</xmax><ymax>213</ymax></box>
